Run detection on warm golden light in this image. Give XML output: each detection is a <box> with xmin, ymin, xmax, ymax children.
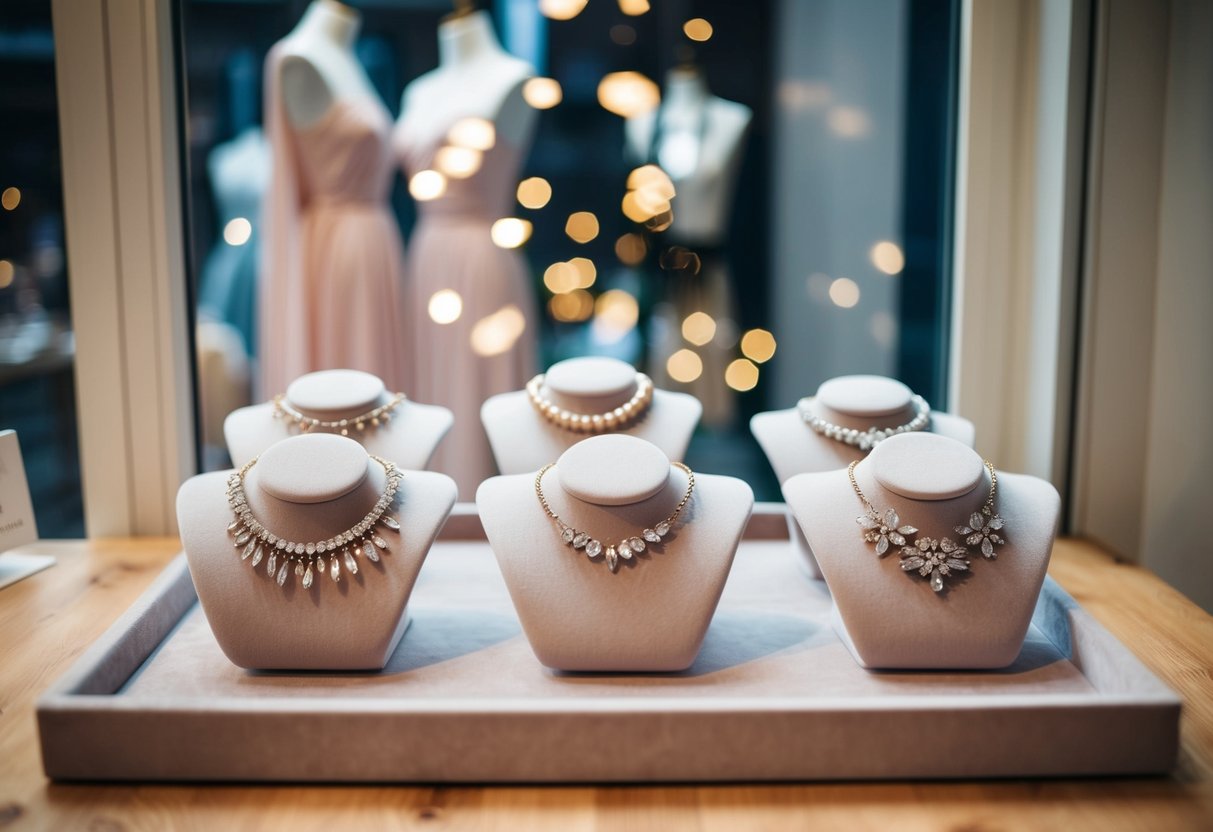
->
<box><xmin>447</xmin><ymin>117</ymin><xmax>496</xmax><ymax>151</ymax></box>
<box><xmin>427</xmin><ymin>289</ymin><xmax>463</xmax><ymax>324</ymax></box>
<box><xmin>667</xmin><ymin>349</ymin><xmax>703</xmax><ymax>383</ymax></box>
<box><xmin>223</xmin><ymin>217</ymin><xmax>252</xmax><ymax>246</ymax></box>
<box><xmin>682</xmin><ymin>311</ymin><xmax>717</xmax><ymax>346</ymax></box>
<box><xmin>618</xmin><ymin>0</ymin><xmax>650</xmax><ymax>14</ymax></box>
<box><xmin>725</xmin><ymin>358</ymin><xmax>760</xmax><ymax>392</ymax></box>
<box><xmin>0</xmin><ymin>260</ymin><xmax>13</xmax><ymax>289</ymax></box>
<box><xmin>434</xmin><ymin>146</ymin><xmax>482</xmax><ymax>179</ymax></box>
<box><xmin>615</xmin><ymin>233</ymin><xmax>647</xmax><ymax>266</ymax></box>
<box><xmin>597</xmin><ymin>71</ymin><xmax>661</xmax><ymax>118</ymax></box>
<box><xmin>627</xmin><ymin>165</ymin><xmax>676</xmax><ymax>198</ymax></box>
<box><xmin>549</xmin><ymin>289</ymin><xmax>595</xmax><ymax>322</ymax></box>
<box><xmin>490</xmin><ymin>217</ymin><xmax>533</xmax><ymax>249</ymax></box>
<box><xmin>568</xmin><ymin>256</ymin><xmax>597</xmax><ymax>289</ymax></box>
<box><xmin>740</xmin><ymin>328</ymin><xmax>777</xmax><ymax>363</ymax></box>
<box><xmin>827</xmin><ymin>106</ymin><xmax>871</xmax><ymax>138</ymax></box>
<box><xmin>595</xmin><ymin>289</ymin><xmax>640</xmax><ymax>332</ymax></box>
<box><xmin>470</xmin><ymin>304</ymin><xmax>527</xmax><ymax>356</ymax></box>
<box><xmin>543</xmin><ymin>261</ymin><xmax>579</xmax><ymax>295</ymax></box>
<box><xmin>516</xmin><ymin>177</ymin><xmax>552</xmax><ymax>209</ymax></box>
<box><xmin>523</xmin><ymin>77</ymin><xmax>563</xmax><ymax>110</ymax></box>
<box><xmin>870</xmin><ymin>240</ymin><xmax>905</xmax><ymax>275</ymax></box>
<box><xmin>565</xmin><ymin>211</ymin><xmax>600</xmax><ymax>243</ymax></box>
<box><xmin>409</xmin><ymin>170</ymin><xmax>447</xmax><ymax>201</ymax></box>
<box><xmin>683</xmin><ymin>18</ymin><xmax>713</xmax><ymax>42</ymax></box>
<box><xmin>829</xmin><ymin>277</ymin><xmax>861</xmax><ymax>308</ymax></box>
<box><xmin>539</xmin><ymin>0</ymin><xmax>587</xmax><ymax>21</ymax></box>
<box><xmin>1</xmin><ymin>187</ymin><xmax>20</xmax><ymax>211</ymax></box>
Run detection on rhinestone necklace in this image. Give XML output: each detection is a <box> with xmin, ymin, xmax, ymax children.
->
<box><xmin>848</xmin><ymin>459</ymin><xmax>1007</xmax><ymax>593</ymax></box>
<box><xmin>526</xmin><ymin>372</ymin><xmax>654</xmax><ymax>434</ymax></box>
<box><xmin>798</xmin><ymin>394</ymin><xmax>930</xmax><ymax>452</ymax></box>
<box><xmin>226</xmin><ymin>455</ymin><xmax>402</xmax><ymax>591</ymax></box>
<box><xmin>272</xmin><ymin>392</ymin><xmax>407</xmax><ymax>436</ymax></box>
<box><xmin>535</xmin><ymin>461</ymin><xmax>694</xmax><ymax>572</ymax></box>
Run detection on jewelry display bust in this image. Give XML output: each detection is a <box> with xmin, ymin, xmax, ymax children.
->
<box><xmin>751</xmin><ymin>375</ymin><xmax>975</xmax><ymax>578</ymax></box>
<box><xmin>177</xmin><ymin>433</ymin><xmax>457</xmax><ymax>670</ymax></box>
<box><xmin>782</xmin><ymin>432</ymin><xmax>1058</xmax><ymax>669</ymax></box>
<box><xmin>482</xmin><ymin>357</ymin><xmax>702</xmax><ymax>476</ymax></box>
<box><xmin>225</xmin><ymin>369</ymin><xmax>453</xmax><ymax>470</ymax></box>
<box><xmin>477</xmin><ymin>434</ymin><xmax>752</xmax><ymax>671</ymax></box>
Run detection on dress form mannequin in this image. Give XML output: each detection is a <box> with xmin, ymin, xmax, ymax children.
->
<box><xmin>260</xmin><ymin>0</ymin><xmax>409</xmax><ymax>396</ymax></box>
<box><xmin>477</xmin><ymin>435</ymin><xmax>753</xmax><ymax>671</ymax></box>
<box><xmin>628</xmin><ymin>65</ymin><xmax>752</xmax><ymax>427</ymax></box>
<box><xmin>481</xmin><ymin>357</ymin><xmax>702</xmax><ymax>475</ymax></box>
<box><xmin>178</xmin><ymin>434</ymin><xmax>457</xmax><ymax>670</ymax></box>
<box><xmin>224</xmin><ymin>369</ymin><xmax>453</xmax><ymax>470</ymax></box>
<box><xmin>783</xmin><ymin>432</ymin><xmax>1059</xmax><ymax>670</ymax></box>
<box><xmin>393</xmin><ymin>9</ymin><xmax>539</xmax><ymax>498</ymax></box>
<box><xmin>752</xmin><ymin>375</ymin><xmax>975</xmax><ymax>577</ymax></box>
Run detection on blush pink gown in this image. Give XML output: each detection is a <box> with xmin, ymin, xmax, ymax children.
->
<box><xmin>394</xmin><ymin>122</ymin><xmax>537</xmax><ymax>498</ymax></box>
<box><xmin>259</xmin><ymin>46</ymin><xmax>409</xmax><ymax>399</ymax></box>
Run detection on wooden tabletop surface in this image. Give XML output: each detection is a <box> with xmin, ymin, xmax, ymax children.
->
<box><xmin>1</xmin><ymin>536</ymin><xmax>1211</xmax><ymax>831</ymax></box>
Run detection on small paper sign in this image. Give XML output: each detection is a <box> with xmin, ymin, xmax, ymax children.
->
<box><xmin>0</xmin><ymin>429</ymin><xmax>38</xmax><ymax>551</ymax></box>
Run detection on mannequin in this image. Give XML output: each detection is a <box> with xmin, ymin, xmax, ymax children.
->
<box><xmin>477</xmin><ymin>435</ymin><xmax>753</xmax><ymax>672</ymax></box>
<box><xmin>628</xmin><ymin>64</ymin><xmax>752</xmax><ymax>427</ymax></box>
<box><xmin>393</xmin><ymin>8</ymin><xmax>539</xmax><ymax>497</ymax></box>
<box><xmin>225</xmin><ymin>369</ymin><xmax>453</xmax><ymax>470</ymax></box>
<box><xmin>481</xmin><ymin>357</ymin><xmax>702</xmax><ymax>475</ymax></box>
<box><xmin>260</xmin><ymin>0</ymin><xmax>409</xmax><ymax>396</ymax></box>
<box><xmin>178</xmin><ymin>434</ymin><xmax>457</xmax><ymax>670</ymax></box>
<box><xmin>783</xmin><ymin>432</ymin><xmax>1058</xmax><ymax>669</ymax></box>
<box><xmin>752</xmin><ymin>375</ymin><xmax>975</xmax><ymax>577</ymax></box>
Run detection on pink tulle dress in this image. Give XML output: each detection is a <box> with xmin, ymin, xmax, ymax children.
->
<box><xmin>393</xmin><ymin>120</ymin><xmax>537</xmax><ymax>498</ymax></box>
<box><xmin>259</xmin><ymin>46</ymin><xmax>409</xmax><ymax>399</ymax></box>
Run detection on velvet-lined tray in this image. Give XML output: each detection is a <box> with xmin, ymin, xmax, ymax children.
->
<box><xmin>37</xmin><ymin>505</ymin><xmax>1180</xmax><ymax>782</ymax></box>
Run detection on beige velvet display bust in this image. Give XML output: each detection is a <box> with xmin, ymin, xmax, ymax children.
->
<box><xmin>783</xmin><ymin>432</ymin><xmax>1059</xmax><ymax>669</ymax></box>
<box><xmin>477</xmin><ymin>434</ymin><xmax>753</xmax><ymax>671</ymax></box>
<box><xmin>225</xmin><ymin>369</ymin><xmax>453</xmax><ymax>469</ymax></box>
<box><xmin>481</xmin><ymin>357</ymin><xmax>702</xmax><ymax>475</ymax></box>
<box><xmin>177</xmin><ymin>433</ymin><xmax>457</xmax><ymax>670</ymax></box>
<box><xmin>751</xmin><ymin>375</ymin><xmax>975</xmax><ymax>578</ymax></box>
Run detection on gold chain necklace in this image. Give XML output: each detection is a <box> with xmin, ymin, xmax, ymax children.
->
<box><xmin>272</xmin><ymin>393</ymin><xmax>407</xmax><ymax>436</ymax></box>
<box><xmin>848</xmin><ymin>459</ymin><xmax>1007</xmax><ymax>593</ymax></box>
<box><xmin>535</xmin><ymin>461</ymin><xmax>694</xmax><ymax>572</ymax></box>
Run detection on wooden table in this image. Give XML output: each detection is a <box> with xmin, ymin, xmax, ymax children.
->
<box><xmin>2</xmin><ymin>537</ymin><xmax>1211</xmax><ymax>831</ymax></box>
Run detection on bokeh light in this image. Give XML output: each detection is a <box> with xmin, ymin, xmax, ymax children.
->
<box><xmin>725</xmin><ymin>358</ymin><xmax>760</xmax><ymax>391</ymax></box>
<box><xmin>0</xmin><ymin>260</ymin><xmax>13</xmax><ymax>289</ymax></box>
<box><xmin>683</xmin><ymin>18</ymin><xmax>713</xmax><ymax>42</ymax></box>
<box><xmin>827</xmin><ymin>106</ymin><xmax>871</xmax><ymax>138</ymax></box>
<box><xmin>568</xmin><ymin>256</ymin><xmax>597</xmax><ymax>289</ymax></box>
<box><xmin>667</xmin><ymin>349</ymin><xmax>703</xmax><ymax>383</ymax></box>
<box><xmin>223</xmin><ymin>217</ymin><xmax>252</xmax><ymax>246</ymax></box>
<box><xmin>549</xmin><ymin>289</ymin><xmax>594</xmax><ymax>322</ymax></box>
<box><xmin>539</xmin><ymin>0</ymin><xmax>587</xmax><ymax>21</ymax></box>
<box><xmin>543</xmin><ymin>261</ymin><xmax>579</xmax><ymax>294</ymax></box>
<box><xmin>1</xmin><ymin>187</ymin><xmax>20</xmax><ymax>211</ymax></box>
<box><xmin>829</xmin><ymin>277</ymin><xmax>861</xmax><ymax>308</ymax></box>
<box><xmin>490</xmin><ymin>218</ymin><xmax>533</xmax><ymax>249</ymax></box>
<box><xmin>447</xmin><ymin>117</ymin><xmax>496</xmax><ymax>151</ymax></box>
<box><xmin>434</xmin><ymin>145</ymin><xmax>482</xmax><ymax>179</ymax></box>
<box><xmin>565</xmin><ymin>211</ymin><xmax>600</xmax><ymax>243</ymax></box>
<box><xmin>740</xmin><ymin>328</ymin><xmax>777</xmax><ymax>363</ymax></box>
<box><xmin>597</xmin><ymin>71</ymin><xmax>661</xmax><ymax>118</ymax></box>
<box><xmin>594</xmin><ymin>289</ymin><xmax>640</xmax><ymax>336</ymax></box>
<box><xmin>523</xmin><ymin>77</ymin><xmax>563</xmax><ymax>109</ymax></box>
<box><xmin>870</xmin><ymin>240</ymin><xmax>905</xmax><ymax>275</ymax></box>
<box><xmin>618</xmin><ymin>0</ymin><xmax>650</xmax><ymax>14</ymax></box>
<box><xmin>409</xmin><ymin>170</ymin><xmax>447</xmax><ymax>201</ymax></box>
<box><xmin>682</xmin><ymin>311</ymin><xmax>717</xmax><ymax>346</ymax></box>
<box><xmin>427</xmin><ymin>289</ymin><xmax>463</xmax><ymax>324</ymax></box>
<box><xmin>516</xmin><ymin>177</ymin><xmax>552</xmax><ymax>209</ymax></box>
<box><xmin>615</xmin><ymin>233</ymin><xmax>647</xmax><ymax>266</ymax></box>
<box><xmin>470</xmin><ymin>305</ymin><xmax>527</xmax><ymax>356</ymax></box>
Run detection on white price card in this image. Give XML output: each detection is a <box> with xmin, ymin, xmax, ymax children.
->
<box><xmin>0</xmin><ymin>429</ymin><xmax>52</xmax><ymax>590</ymax></box>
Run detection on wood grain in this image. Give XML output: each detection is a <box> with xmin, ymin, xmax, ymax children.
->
<box><xmin>1</xmin><ymin>537</ymin><xmax>1211</xmax><ymax>831</ymax></box>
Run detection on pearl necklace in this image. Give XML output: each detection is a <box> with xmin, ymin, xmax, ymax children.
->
<box><xmin>272</xmin><ymin>393</ymin><xmax>407</xmax><ymax>436</ymax></box>
<box><xmin>535</xmin><ymin>461</ymin><xmax>694</xmax><ymax>572</ymax></box>
<box><xmin>849</xmin><ymin>459</ymin><xmax>1007</xmax><ymax>593</ymax></box>
<box><xmin>226</xmin><ymin>455</ymin><xmax>402</xmax><ymax>590</ymax></box>
<box><xmin>526</xmin><ymin>372</ymin><xmax>654</xmax><ymax>433</ymax></box>
<box><xmin>797</xmin><ymin>394</ymin><xmax>930</xmax><ymax>452</ymax></box>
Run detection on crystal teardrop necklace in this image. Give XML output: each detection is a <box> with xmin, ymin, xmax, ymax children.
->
<box><xmin>535</xmin><ymin>461</ymin><xmax>694</xmax><ymax>572</ymax></box>
<box><xmin>848</xmin><ymin>459</ymin><xmax>1007</xmax><ymax>593</ymax></box>
<box><xmin>798</xmin><ymin>394</ymin><xmax>930</xmax><ymax>451</ymax></box>
<box><xmin>226</xmin><ymin>455</ymin><xmax>402</xmax><ymax>591</ymax></box>
<box><xmin>272</xmin><ymin>392</ymin><xmax>406</xmax><ymax>436</ymax></box>
<box><xmin>526</xmin><ymin>372</ymin><xmax>654</xmax><ymax>434</ymax></box>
